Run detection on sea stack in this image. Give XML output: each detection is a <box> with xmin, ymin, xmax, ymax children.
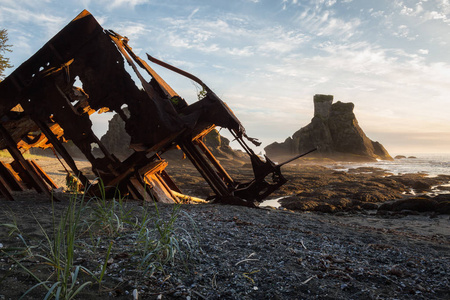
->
<box><xmin>265</xmin><ymin>94</ymin><xmax>393</xmax><ymax>161</ymax></box>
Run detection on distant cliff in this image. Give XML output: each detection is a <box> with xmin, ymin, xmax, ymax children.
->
<box><xmin>265</xmin><ymin>94</ymin><xmax>392</xmax><ymax>162</ymax></box>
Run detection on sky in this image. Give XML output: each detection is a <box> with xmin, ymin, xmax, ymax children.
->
<box><xmin>1</xmin><ymin>0</ymin><xmax>449</xmax><ymax>155</ymax></box>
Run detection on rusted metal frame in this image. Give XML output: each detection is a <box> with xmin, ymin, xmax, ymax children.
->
<box><xmin>138</xmin><ymin>160</ymin><xmax>176</xmax><ymax>201</ymax></box>
<box><xmin>146</xmin><ymin>54</ymin><xmax>210</xmax><ymax>92</ymax></box>
<box><xmin>108</xmin><ymin>35</ymin><xmax>158</xmax><ymax>100</ymax></box>
<box><xmin>31</xmin><ymin>118</ymin><xmax>91</xmax><ymax>189</ymax></box>
<box><xmin>229</xmin><ymin>128</ymin><xmax>256</xmax><ymax>158</ymax></box>
<box><xmin>136</xmin><ymin>170</ymin><xmax>176</xmax><ymax>203</ymax></box>
<box><xmin>142</xmin><ymin>172</ymin><xmax>178</xmax><ymax>203</ymax></box>
<box><xmin>102</xmin><ymin>167</ymin><xmax>135</xmax><ymax>192</ymax></box>
<box><xmin>0</xmin><ymin>123</ymin><xmax>52</xmax><ymax>197</ymax></box>
<box><xmin>115</xmin><ymin>36</ymin><xmax>178</xmax><ymax>98</ymax></box>
<box><xmin>138</xmin><ymin>159</ymin><xmax>168</xmax><ymax>175</ymax></box>
<box><xmin>99</xmin><ymin>165</ymin><xmax>147</xmax><ymax>199</ymax></box>
<box><xmin>9</xmin><ymin>161</ymin><xmax>34</xmax><ymax>189</ymax></box>
<box><xmin>193</xmin><ymin>137</ymin><xmax>235</xmax><ymax>188</ymax></box>
<box><xmin>97</xmin><ymin>149</ymin><xmax>169</xmax><ymax>199</ymax></box>
<box><xmin>180</xmin><ymin>140</ymin><xmax>231</xmax><ymax>197</ymax></box>
<box><xmin>153</xmin><ymin>172</ymin><xmax>178</xmax><ymax>201</ymax></box>
<box><xmin>127</xmin><ymin>176</ymin><xmax>153</xmax><ymax>202</ymax></box>
<box><xmin>110</xmin><ymin>34</ymin><xmax>183</xmax><ymax>143</ymax></box>
<box><xmin>100</xmin><ymin>153</ymin><xmax>149</xmax><ymax>192</ymax></box>
<box><xmin>54</xmin><ymin>83</ymin><xmax>84</xmax><ymax>117</ymax></box>
<box><xmin>0</xmin><ymin>175</ymin><xmax>14</xmax><ymax>201</ymax></box>
<box><xmin>98</xmin><ymin>151</ymin><xmax>155</xmax><ymax>195</ymax></box>
<box><xmin>159</xmin><ymin>170</ymin><xmax>182</xmax><ymax>193</ymax></box>
<box><xmin>128</xmin><ymin>161</ymin><xmax>169</xmax><ymax>202</ymax></box>
<box><xmin>125</xmin><ymin>182</ymin><xmax>140</xmax><ymax>200</ymax></box>
<box><xmin>54</xmin><ymin>83</ymin><xmax>117</xmax><ymax>164</ymax></box>
<box><xmin>107</xmin><ymin>159</ymin><xmax>177</xmax><ymax>203</ymax></box>
<box><xmin>21</xmin><ymin>132</ymin><xmax>43</xmax><ymax>145</ymax></box>
<box><xmin>138</xmin><ymin>161</ymin><xmax>178</xmax><ymax>203</ymax></box>
<box><xmin>86</xmin><ymin>130</ymin><xmax>118</xmax><ymax>165</ymax></box>
<box><xmin>29</xmin><ymin>160</ymin><xmax>58</xmax><ymax>189</ymax></box>
<box><xmin>0</xmin><ymin>162</ymin><xmax>26</xmax><ymax>191</ymax></box>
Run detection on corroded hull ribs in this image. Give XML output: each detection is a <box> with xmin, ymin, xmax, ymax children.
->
<box><xmin>0</xmin><ymin>10</ymin><xmax>289</xmax><ymax>206</ymax></box>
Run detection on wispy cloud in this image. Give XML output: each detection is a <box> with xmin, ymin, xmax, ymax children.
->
<box><xmin>188</xmin><ymin>8</ymin><xmax>200</xmax><ymax>20</ymax></box>
<box><xmin>152</xmin><ymin>14</ymin><xmax>309</xmax><ymax>60</ymax></box>
<box><xmin>108</xmin><ymin>0</ymin><xmax>148</xmax><ymax>9</ymax></box>
<box><xmin>294</xmin><ymin>6</ymin><xmax>361</xmax><ymax>40</ymax></box>
<box><xmin>0</xmin><ymin>2</ymin><xmax>67</xmax><ymax>59</ymax></box>
<box><xmin>108</xmin><ymin>21</ymin><xmax>150</xmax><ymax>40</ymax></box>
<box><xmin>0</xmin><ymin>7</ymin><xmax>65</xmax><ymax>28</ymax></box>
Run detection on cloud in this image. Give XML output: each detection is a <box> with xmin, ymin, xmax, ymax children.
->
<box><xmin>424</xmin><ymin>10</ymin><xmax>449</xmax><ymax>22</ymax></box>
<box><xmin>294</xmin><ymin>6</ymin><xmax>361</xmax><ymax>40</ymax></box>
<box><xmin>256</xmin><ymin>28</ymin><xmax>310</xmax><ymax>55</ymax></box>
<box><xmin>108</xmin><ymin>21</ymin><xmax>150</xmax><ymax>40</ymax></box>
<box><xmin>394</xmin><ymin>0</ymin><xmax>450</xmax><ymax>24</ymax></box>
<box><xmin>370</xmin><ymin>10</ymin><xmax>386</xmax><ymax>18</ymax></box>
<box><xmin>108</xmin><ymin>0</ymin><xmax>149</xmax><ymax>9</ymax></box>
<box><xmin>151</xmin><ymin>13</ymin><xmax>311</xmax><ymax>60</ymax></box>
<box><xmin>224</xmin><ymin>46</ymin><xmax>254</xmax><ymax>57</ymax></box>
<box><xmin>188</xmin><ymin>8</ymin><xmax>200</xmax><ymax>20</ymax></box>
<box><xmin>235</xmin><ymin>34</ymin><xmax>450</xmax><ymax>144</ymax></box>
<box><xmin>393</xmin><ymin>24</ymin><xmax>415</xmax><ymax>39</ymax></box>
<box><xmin>0</xmin><ymin>7</ymin><xmax>65</xmax><ymax>28</ymax></box>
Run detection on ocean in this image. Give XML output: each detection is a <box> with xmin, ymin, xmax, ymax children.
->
<box><xmin>261</xmin><ymin>153</ymin><xmax>450</xmax><ymax>207</ymax></box>
<box><xmin>330</xmin><ymin>153</ymin><xmax>450</xmax><ymax>177</ymax></box>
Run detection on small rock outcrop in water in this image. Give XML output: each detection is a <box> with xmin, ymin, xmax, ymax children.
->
<box><xmin>395</xmin><ymin>155</ymin><xmax>407</xmax><ymax>159</ymax></box>
<box><xmin>265</xmin><ymin>94</ymin><xmax>393</xmax><ymax>161</ymax></box>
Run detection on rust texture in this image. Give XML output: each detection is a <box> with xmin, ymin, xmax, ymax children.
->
<box><xmin>0</xmin><ymin>10</ymin><xmax>287</xmax><ymax>206</ymax></box>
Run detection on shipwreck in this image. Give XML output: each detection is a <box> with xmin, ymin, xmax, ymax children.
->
<box><xmin>0</xmin><ymin>10</ymin><xmax>298</xmax><ymax>206</ymax></box>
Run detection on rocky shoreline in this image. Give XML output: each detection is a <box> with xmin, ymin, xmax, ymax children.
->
<box><xmin>165</xmin><ymin>159</ymin><xmax>450</xmax><ymax>216</ymax></box>
<box><xmin>276</xmin><ymin>165</ymin><xmax>450</xmax><ymax>215</ymax></box>
<box><xmin>0</xmin><ymin>156</ymin><xmax>449</xmax><ymax>299</ymax></box>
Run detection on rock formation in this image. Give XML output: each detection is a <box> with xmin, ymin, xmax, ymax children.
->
<box><xmin>100</xmin><ymin>111</ymin><xmax>133</xmax><ymax>158</ymax></box>
<box><xmin>100</xmin><ymin>110</ymin><xmax>245</xmax><ymax>160</ymax></box>
<box><xmin>202</xmin><ymin>128</ymin><xmax>246</xmax><ymax>160</ymax></box>
<box><xmin>265</xmin><ymin>94</ymin><xmax>392</xmax><ymax>161</ymax></box>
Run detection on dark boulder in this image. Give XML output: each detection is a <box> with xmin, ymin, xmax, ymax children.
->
<box><xmin>436</xmin><ymin>201</ymin><xmax>450</xmax><ymax>214</ymax></box>
<box><xmin>378</xmin><ymin>197</ymin><xmax>438</xmax><ymax>213</ymax></box>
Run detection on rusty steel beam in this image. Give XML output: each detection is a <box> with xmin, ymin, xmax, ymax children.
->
<box><xmin>0</xmin><ymin>161</ymin><xmax>26</xmax><ymax>191</ymax></box>
<box><xmin>0</xmin><ymin>123</ymin><xmax>53</xmax><ymax>198</ymax></box>
<box><xmin>0</xmin><ymin>10</ymin><xmax>288</xmax><ymax>205</ymax></box>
